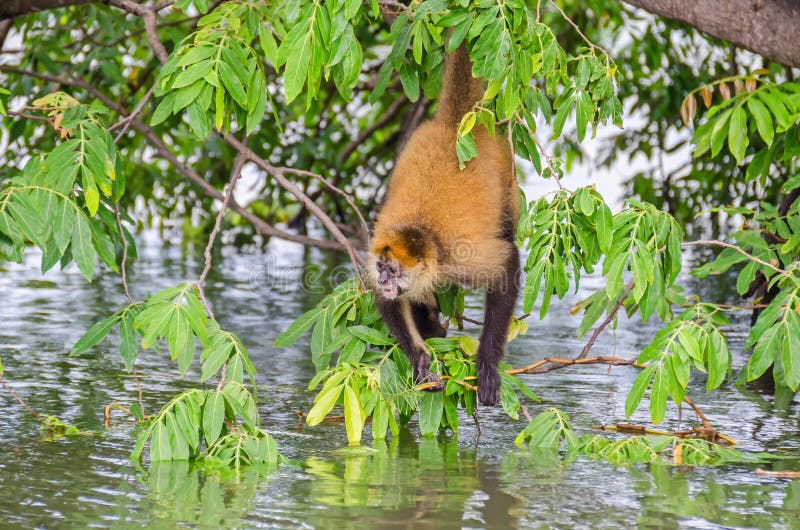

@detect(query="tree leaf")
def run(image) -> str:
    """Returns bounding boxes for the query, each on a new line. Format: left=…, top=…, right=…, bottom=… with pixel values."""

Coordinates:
left=418, top=391, right=443, bottom=437
left=71, top=214, right=96, bottom=281
left=343, top=383, right=364, bottom=445
left=69, top=312, right=119, bottom=356
left=728, top=106, right=749, bottom=164
left=203, top=390, right=226, bottom=446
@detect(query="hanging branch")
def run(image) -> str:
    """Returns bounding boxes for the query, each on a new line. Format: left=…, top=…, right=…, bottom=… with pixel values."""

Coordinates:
left=196, top=153, right=247, bottom=320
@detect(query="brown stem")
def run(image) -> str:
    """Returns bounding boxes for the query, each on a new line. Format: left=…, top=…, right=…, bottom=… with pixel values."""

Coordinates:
left=280, top=166, right=370, bottom=244
left=682, top=396, right=711, bottom=430
left=223, top=134, right=367, bottom=280
left=755, top=469, right=800, bottom=478
left=111, top=81, right=156, bottom=140
left=505, top=355, right=644, bottom=375
left=683, top=239, right=788, bottom=276
left=577, top=281, right=634, bottom=360
left=0, top=374, right=58, bottom=433
left=114, top=204, right=134, bottom=304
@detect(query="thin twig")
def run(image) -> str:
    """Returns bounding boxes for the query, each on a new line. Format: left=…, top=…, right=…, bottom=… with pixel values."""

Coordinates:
left=5, top=110, right=52, bottom=122
left=683, top=396, right=711, bottom=430
left=683, top=240, right=789, bottom=277
left=132, top=366, right=145, bottom=418
left=514, top=112, right=568, bottom=191
left=520, top=403, right=533, bottom=422
left=577, top=281, right=634, bottom=360
left=547, top=0, right=610, bottom=57
left=377, top=0, right=409, bottom=13
left=111, top=81, right=156, bottom=140
left=279, top=166, right=370, bottom=244
left=197, top=153, right=247, bottom=319
left=0, top=374, right=58, bottom=433
left=340, top=97, right=407, bottom=162
left=224, top=134, right=367, bottom=284
left=451, top=314, right=484, bottom=326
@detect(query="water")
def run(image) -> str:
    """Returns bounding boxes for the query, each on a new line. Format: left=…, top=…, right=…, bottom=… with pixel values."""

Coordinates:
left=1, top=239, right=799, bottom=529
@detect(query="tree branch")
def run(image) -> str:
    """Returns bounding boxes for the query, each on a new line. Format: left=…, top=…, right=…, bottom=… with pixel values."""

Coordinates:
left=224, top=134, right=368, bottom=278
left=0, top=0, right=94, bottom=19
left=506, top=355, right=644, bottom=375
left=623, top=0, right=800, bottom=68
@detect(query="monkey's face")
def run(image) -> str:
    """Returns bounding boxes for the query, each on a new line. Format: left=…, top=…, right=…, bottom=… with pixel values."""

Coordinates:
left=375, top=257, right=405, bottom=299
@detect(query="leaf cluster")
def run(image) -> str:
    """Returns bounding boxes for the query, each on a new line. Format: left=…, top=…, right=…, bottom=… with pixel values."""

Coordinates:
left=516, top=408, right=769, bottom=466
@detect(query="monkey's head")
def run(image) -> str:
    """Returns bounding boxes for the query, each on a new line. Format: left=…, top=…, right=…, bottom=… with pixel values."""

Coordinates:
left=369, top=226, right=437, bottom=300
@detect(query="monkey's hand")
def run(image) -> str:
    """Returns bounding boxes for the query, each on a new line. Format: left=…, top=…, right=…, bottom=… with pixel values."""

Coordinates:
left=413, top=354, right=444, bottom=392
left=477, top=366, right=500, bottom=406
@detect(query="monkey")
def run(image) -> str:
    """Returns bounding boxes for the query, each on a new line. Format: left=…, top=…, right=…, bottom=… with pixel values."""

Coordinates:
left=368, top=40, right=520, bottom=407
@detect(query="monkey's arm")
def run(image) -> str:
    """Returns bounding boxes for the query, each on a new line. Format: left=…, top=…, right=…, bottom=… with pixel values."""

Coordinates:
left=476, top=245, right=521, bottom=406
left=374, top=296, right=444, bottom=390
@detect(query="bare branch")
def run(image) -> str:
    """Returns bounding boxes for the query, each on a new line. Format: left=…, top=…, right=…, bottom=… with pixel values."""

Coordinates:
left=577, top=282, right=634, bottom=360
left=0, top=374, right=58, bottom=433
left=682, top=239, right=789, bottom=277
left=198, top=153, right=246, bottom=292
left=111, top=81, right=156, bottom=140
left=505, top=355, right=643, bottom=376
left=279, top=166, right=370, bottom=243
left=224, top=134, right=368, bottom=277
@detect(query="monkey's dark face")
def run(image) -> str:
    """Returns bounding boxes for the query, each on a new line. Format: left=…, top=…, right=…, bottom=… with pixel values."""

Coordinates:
left=375, top=257, right=404, bottom=300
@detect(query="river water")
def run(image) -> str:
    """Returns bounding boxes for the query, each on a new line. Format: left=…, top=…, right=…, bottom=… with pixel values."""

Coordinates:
left=0, top=237, right=798, bottom=529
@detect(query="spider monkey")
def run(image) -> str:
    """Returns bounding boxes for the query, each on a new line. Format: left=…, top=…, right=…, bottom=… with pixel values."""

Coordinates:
left=369, top=39, right=519, bottom=406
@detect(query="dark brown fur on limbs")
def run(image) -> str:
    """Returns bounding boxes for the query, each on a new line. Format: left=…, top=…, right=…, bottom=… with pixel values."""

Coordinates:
left=369, top=40, right=519, bottom=406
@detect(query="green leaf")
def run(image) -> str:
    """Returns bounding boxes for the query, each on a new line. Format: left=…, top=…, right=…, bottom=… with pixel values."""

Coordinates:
left=119, top=311, right=139, bottom=370
left=348, top=325, right=393, bottom=346
left=728, top=106, right=749, bottom=164
left=343, top=383, right=364, bottom=445
left=275, top=306, right=324, bottom=347
left=782, top=313, right=800, bottom=390
left=625, top=365, right=653, bottom=418
left=306, top=382, right=344, bottom=426
left=649, top=366, right=668, bottom=424
left=280, top=17, right=313, bottom=103
left=218, top=60, right=247, bottom=108
left=203, top=390, right=226, bottom=446
left=747, top=323, right=781, bottom=381
left=746, top=97, right=774, bottom=147
left=69, top=313, right=119, bottom=356
left=596, top=204, right=613, bottom=253
left=418, top=391, right=443, bottom=437
left=71, top=215, right=96, bottom=281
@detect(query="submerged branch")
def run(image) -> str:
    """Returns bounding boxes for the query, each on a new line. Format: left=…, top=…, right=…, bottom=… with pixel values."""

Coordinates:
left=0, top=374, right=58, bottom=433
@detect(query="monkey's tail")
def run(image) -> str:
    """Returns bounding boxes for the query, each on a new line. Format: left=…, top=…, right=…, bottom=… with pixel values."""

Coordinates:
left=434, top=41, right=484, bottom=128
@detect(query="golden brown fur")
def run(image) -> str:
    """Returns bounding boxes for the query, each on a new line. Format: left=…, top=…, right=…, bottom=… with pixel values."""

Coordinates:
left=370, top=45, right=518, bottom=300
left=368, top=41, right=520, bottom=406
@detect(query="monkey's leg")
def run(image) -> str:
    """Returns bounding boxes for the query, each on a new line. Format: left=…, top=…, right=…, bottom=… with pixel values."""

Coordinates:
left=411, top=300, right=447, bottom=340
left=375, top=296, right=444, bottom=391
left=476, top=244, right=520, bottom=406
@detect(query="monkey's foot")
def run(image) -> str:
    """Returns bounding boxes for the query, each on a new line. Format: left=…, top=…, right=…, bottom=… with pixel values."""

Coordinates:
left=415, top=371, right=444, bottom=392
